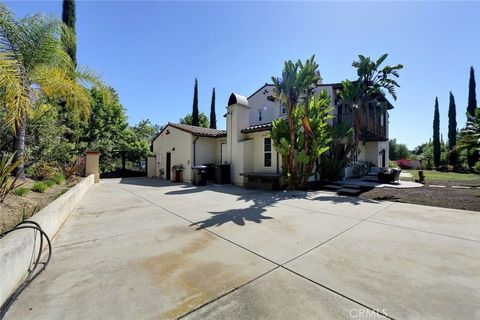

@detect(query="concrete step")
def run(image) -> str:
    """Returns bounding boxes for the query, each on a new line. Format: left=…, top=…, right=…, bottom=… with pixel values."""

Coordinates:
left=322, top=184, right=343, bottom=190
left=337, top=188, right=363, bottom=196
left=340, top=184, right=362, bottom=189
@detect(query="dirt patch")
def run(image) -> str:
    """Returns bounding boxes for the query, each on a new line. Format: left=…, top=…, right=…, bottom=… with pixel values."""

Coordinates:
left=0, top=178, right=80, bottom=233
left=362, top=184, right=480, bottom=212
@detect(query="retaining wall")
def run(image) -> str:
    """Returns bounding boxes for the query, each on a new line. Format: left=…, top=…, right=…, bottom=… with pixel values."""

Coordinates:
left=0, top=174, right=95, bottom=307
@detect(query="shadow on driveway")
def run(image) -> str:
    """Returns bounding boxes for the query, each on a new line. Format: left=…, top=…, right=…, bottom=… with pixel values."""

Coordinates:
left=119, top=178, right=383, bottom=229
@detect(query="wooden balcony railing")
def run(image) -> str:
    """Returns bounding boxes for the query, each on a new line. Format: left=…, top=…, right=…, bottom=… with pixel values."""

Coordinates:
left=333, top=113, right=387, bottom=141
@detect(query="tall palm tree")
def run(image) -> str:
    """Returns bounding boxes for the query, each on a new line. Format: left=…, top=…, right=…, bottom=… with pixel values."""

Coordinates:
left=0, top=4, right=104, bottom=178
left=339, top=54, right=403, bottom=159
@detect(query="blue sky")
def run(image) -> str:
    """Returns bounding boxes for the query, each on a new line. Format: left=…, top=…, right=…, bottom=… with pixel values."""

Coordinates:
left=7, top=1, right=480, bottom=149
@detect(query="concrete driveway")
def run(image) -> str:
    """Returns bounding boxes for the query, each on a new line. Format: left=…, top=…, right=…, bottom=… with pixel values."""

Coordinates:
left=5, top=178, right=480, bottom=320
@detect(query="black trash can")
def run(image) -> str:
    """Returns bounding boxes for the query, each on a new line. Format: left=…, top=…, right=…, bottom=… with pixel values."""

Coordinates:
left=214, top=164, right=231, bottom=184
left=192, top=166, right=207, bottom=186
left=204, top=163, right=215, bottom=181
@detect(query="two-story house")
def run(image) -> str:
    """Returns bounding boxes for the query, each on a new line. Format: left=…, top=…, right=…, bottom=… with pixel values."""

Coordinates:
left=149, top=80, right=391, bottom=185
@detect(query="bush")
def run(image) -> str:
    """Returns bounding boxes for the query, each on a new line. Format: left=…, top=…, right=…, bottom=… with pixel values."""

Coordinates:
left=436, top=165, right=449, bottom=172
left=13, top=187, right=30, bottom=196
left=29, top=161, right=58, bottom=181
left=32, top=182, right=48, bottom=193
left=474, top=161, right=480, bottom=173
left=51, top=173, right=65, bottom=184
left=44, top=180, right=55, bottom=187
left=396, top=159, right=411, bottom=169
left=389, top=160, right=399, bottom=168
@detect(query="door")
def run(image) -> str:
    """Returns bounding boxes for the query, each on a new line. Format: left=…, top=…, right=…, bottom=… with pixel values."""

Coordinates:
left=220, top=143, right=227, bottom=164
left=381, top=150, right=386, bottom=167
left=166, top=152, right=171, bottom=180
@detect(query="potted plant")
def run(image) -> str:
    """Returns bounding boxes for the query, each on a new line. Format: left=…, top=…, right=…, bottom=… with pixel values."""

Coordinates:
left=159, top=168, right=164, bottom=179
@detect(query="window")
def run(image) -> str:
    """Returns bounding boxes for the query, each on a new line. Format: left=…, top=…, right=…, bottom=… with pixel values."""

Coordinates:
left=264, top=137, right=272, bottom=167
left=281, top=104, right=286, bottom=115
left=258, top=110, right=263, bottom=122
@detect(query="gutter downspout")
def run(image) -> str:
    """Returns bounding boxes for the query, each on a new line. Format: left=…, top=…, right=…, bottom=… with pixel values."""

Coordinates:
left=193, top=136, right=199, bottom=166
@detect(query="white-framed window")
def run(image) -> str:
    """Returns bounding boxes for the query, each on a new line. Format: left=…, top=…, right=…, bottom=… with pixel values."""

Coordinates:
left=258, top=109, right=263, bottom=122
left=281, top=104, right=286, bottom=115
left=264, top=137, right=272, bottom=167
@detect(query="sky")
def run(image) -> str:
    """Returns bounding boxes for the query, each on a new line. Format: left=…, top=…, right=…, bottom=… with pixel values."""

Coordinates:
left=6, top=1, right=480, bottom=149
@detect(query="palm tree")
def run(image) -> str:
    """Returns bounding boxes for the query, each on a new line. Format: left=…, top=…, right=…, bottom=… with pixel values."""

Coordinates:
left=271, top=56, right=319, bottom=188
left=338, top=54, right=403, bottom=158
left=0, top=4, right=104, bottom=178
left=458, top=109, right=480, bottom=166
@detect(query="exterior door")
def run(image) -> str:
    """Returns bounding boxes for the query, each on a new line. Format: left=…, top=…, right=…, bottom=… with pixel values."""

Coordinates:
left=166, top=152, right=171, bottom=180
left=381, top=150, right=386, bottom=167
left=220, top=143, right=226, bottom=164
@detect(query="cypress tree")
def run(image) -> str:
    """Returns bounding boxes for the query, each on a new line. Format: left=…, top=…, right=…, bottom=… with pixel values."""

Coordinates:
left=62, top=0, right=77, bottom=66
left=433, top=97, right=441, bottom=167
left=209, top=88, right=216, bottom=129
left=467, top=66, right=479, bottom=167
left=467, top=66, right=477, bottom=117
left=191, top=78, right=199, bottom=126
left=448, top=92, right=458, bottom=165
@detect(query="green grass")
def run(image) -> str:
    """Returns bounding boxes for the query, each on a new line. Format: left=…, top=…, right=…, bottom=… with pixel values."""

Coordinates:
left=13, top=187, right=30, bottom=197
left=32, top=181, right=48, bottom=193
left=44, top=180, right=55, bottom=187
left=51, top=173, right=65, bottom=184
left=403, top=169, right=480, bottom=182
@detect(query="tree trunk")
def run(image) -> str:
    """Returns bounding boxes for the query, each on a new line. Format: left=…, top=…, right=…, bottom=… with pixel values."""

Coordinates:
left=13, top=112, right=27, bottom=179
left=287, top=106, right=296, bottom=190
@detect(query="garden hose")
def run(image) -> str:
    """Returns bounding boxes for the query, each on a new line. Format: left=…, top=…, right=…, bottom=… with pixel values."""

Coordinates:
left=0, top=221, right=52, bottom=319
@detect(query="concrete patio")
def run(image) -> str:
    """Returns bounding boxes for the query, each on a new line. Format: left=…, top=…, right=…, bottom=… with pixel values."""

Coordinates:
left=4, top=178, right=480, bottom=320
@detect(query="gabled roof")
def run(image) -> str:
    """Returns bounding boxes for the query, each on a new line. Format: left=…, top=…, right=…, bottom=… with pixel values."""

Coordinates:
left=248, top=82, right=394, bottom=110
left=152, top=123, right=226, bottom=142
left=240, top=122, right=273, bottom=134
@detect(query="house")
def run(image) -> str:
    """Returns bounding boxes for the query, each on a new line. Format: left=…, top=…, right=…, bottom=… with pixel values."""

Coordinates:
left=148, top=123, right=226, bottom=181
left=148, top=80, right=391, bottom=185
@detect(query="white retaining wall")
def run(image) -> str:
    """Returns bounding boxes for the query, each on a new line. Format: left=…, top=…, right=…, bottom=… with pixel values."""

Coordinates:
left=0, top=174, right=95, bottom=307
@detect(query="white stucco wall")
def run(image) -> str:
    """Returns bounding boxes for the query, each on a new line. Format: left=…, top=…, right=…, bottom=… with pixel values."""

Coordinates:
left=247, top=85, right=276, bottom=126
left=193, top=136, right=218, bottom=166
left=245, top=132, right=280, bottom=174
left=152, top=126, right=193, bottom=182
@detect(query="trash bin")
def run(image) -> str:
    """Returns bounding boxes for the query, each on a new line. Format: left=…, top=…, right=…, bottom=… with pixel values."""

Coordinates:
left=204, top=164, right=215, bottom=181
left=192, top=165, right=207, bottom=186
left=171, top=166, right=183, bottom=182
left=214, top=164, right=231, bottom=184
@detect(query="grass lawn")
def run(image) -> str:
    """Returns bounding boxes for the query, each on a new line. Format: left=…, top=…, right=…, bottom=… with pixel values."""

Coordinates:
left=362, top=170, right=480, bottom=211
left=402, top=169, right=480, bottom=184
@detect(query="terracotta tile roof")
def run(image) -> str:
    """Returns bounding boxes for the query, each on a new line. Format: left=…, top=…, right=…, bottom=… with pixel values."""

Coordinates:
left=167, top=123, right=227, bottom=137
left=241, top=122, right=272, bottom=134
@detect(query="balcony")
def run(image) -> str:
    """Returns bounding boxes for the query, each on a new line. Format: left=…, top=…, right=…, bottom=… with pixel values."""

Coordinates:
left=333, top=113, right=387, bottom=142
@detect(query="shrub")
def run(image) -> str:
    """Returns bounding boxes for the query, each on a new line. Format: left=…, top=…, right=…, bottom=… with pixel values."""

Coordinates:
left=396, top=159, right=411, bottom=169
left=29, top=161, right=58, bottom=181
left=13, top=187, right=30, bottom=197
left=474, top=161, right=480, bottom=173
left=52, top=173, right=65, bottom=184
left=32, top=182, right=48, bottom=193
left=44, top=180, right=55, bottom=187
left=389, top=160, right=399, bottom=168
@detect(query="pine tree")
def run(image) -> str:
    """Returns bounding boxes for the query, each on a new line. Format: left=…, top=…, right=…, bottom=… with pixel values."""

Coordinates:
left=433, top=97, right=441, bottom=167
left=448, top=92, right=458, bottom=165
left=209, top=88, right=216, bottom=129
left=191, top=78, right=199, bottom=126
left=62, top=0, right=77, bottom=66
left=467, top=66, right=477, bottom=117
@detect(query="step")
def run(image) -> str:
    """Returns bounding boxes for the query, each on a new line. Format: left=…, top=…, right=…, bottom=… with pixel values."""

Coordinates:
left=322, top=184, right=343, bottom=190
left=340, top=184, right=362, bottom=189
left=337, top=188, right=363, bottom=196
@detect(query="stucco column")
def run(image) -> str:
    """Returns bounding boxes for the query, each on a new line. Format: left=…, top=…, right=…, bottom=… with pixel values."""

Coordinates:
left=85, top=151, right=100, bottom=183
